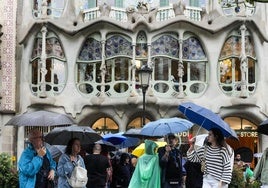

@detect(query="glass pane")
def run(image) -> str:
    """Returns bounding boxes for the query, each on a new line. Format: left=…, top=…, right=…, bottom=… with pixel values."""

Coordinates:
left=171, top=60, right=179, bottom=82
left=182, top=62, right=188, bottom=82
left=92, top=118, right=119, bottom=134
left=154, top=58, right=169, bottom=81
left=115, top=0, right=123, bottom=7
left=45, top=59, right=52, bottom=82
left=88, top=0, right=96, bottom=8
left=235, top=58, right=241, bottom=82
left=53, top=59, right=65, bottom=84
left=248, top=59, right=255, bottom=84
left=190, top=62, right=206, bottom=81
left=96, top=62, right=102, bottom=83
left=190, top=83, right=205, bottom=93
left=220, top=59, right=232, bottom=83
left=32, top=60, right=38, bottom=84
left=128, top=117, right=150, bottom=129
left=160, top=0, right=169, bottom=7
left=115, top=58, right=129, bottom=81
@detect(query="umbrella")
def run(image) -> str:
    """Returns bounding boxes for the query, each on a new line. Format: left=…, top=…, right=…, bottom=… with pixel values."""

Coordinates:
left=140, top=117, right=194, bottom=137
left=257, top=119, right=268, bottom=135
left=5, top=110, right=74, bottom=126
left=123, top=128, right=143, bottom=138
left=82, top=140, right=116, bottom=154
left=44, top=125, right=102, bottom=145
left=123, top=128, right=162, bottom=139
left=132, top=141, right=167, bottom=157
left=102, top=132, right=127, bottom=145
left=194, top=134, right=208, bottom=147
left=45, top=143, right=66, bottom=159
left=253, top=153, right=263, bottom=158
left=178, top=102, right=238, bottom=139
left=116, top=136, right=140, bottom=149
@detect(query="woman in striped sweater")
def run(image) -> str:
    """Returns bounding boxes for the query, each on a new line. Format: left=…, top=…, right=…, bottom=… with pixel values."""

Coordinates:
left=187, top=128, right=232, bottom=188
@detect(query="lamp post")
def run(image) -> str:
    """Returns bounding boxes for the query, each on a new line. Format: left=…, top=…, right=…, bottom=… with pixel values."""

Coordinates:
left=137, top=65, right=152, bottom=126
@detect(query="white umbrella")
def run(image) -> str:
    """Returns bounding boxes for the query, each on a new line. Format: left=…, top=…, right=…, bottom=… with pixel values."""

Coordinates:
left=254, top=153, right=263, bottom=158
left=194, top=134, right=208, bottom=147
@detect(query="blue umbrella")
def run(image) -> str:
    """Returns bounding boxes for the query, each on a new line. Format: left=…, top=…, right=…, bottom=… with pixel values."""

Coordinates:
left=102, top=132, right=127, bottom=145
left=178, top=102, right=238, bottom=139
left=116, top=136, right=140, bottom=149
left=140, top=117, right=194, bottom=137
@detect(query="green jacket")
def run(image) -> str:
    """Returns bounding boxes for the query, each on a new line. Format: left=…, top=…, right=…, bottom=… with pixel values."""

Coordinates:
left=253, top=147, right=268, bottom=184
left=129, top=140, right=161, bottom=188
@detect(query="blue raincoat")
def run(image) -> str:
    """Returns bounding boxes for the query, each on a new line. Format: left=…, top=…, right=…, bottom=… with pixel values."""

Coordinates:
left=18, top=144, right=56, bottom=188
left=128, top=140, right=161, bottom=188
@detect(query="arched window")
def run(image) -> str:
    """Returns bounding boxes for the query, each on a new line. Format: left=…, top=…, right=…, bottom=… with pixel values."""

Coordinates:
left=76, top=33, right=102, bottom=95
left=127, top=117, right=151, bottom=129
left=182, top=34, right=207, bottom=96
left=151, top=32, right=207, bottom=97
left=30, top=30, right=66, bottom=97
left=92, top=117, right=119, bottom=135
left=151, top=33, right=179, bottom=94
left=105, top=34, right=132, bottom=95
left=218, top=28, right=256, bottom=97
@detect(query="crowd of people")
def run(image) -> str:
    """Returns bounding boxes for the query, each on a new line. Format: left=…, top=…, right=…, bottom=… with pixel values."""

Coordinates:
left=18, top=128, right=268, bottom=188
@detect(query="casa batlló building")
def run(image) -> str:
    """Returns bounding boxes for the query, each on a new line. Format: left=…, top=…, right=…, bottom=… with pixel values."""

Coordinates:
left=0, top=0, right=268, bottom=166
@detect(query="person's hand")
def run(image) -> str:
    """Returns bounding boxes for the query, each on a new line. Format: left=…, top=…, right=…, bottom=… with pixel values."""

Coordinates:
left=70, top=155, right=76, bottom=162
left=189, top=137, right=196, bottom=145
left=47, top=170, right=55, bottom=180
left=37, top=147, right=46, bottom=157
left=165, top=145, right=172, bottom=152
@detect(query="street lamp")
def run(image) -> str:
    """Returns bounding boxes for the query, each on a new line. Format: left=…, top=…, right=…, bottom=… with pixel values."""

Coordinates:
left=137, top=65, right=152, bottom=126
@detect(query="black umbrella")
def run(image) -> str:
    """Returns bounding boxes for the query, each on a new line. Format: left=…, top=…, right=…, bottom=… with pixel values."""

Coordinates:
left=5, top=110, right=74, bottom=126
left=44, top=125, right=102, bottom=145
left=257, top=119, right=268, bottom=135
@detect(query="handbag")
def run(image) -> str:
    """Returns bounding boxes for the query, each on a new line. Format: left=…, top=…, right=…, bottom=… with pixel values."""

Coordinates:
left=67, top=165, right=88, bottom=188
left=200, top=146, right=207, bottom=173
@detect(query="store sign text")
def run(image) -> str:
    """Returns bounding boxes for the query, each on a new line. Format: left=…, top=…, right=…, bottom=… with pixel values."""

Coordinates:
left=239, top=131, right=258, bottom=137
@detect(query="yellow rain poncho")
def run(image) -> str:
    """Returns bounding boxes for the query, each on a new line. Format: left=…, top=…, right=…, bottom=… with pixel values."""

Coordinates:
left=128, top=140, right=161, bottom=188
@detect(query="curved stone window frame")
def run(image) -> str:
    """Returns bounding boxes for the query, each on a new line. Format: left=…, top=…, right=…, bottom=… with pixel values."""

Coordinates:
left=151, top=32, right=208, bottom=98
left=30, top=30, right=67, bottom=97
left=219, top=0, right=256, bottom=17
left=76, top=33, right=102, bottom=96
left=32, top=0, right=66, bottom=18
left=218, top=28, right=256, bottom=97
left=105, top=34, right=132, bottom=96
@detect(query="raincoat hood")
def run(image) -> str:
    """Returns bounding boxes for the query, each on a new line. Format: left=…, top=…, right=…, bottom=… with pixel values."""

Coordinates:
left=144, top=140, right=158, bottom=155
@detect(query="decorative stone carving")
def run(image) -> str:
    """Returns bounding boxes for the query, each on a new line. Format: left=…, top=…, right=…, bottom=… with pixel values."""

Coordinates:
left=173, top=1, right=185, bottom=16
left=126, top=4, right=158, bottom=24
left=99, top=3, right=111, bottom=17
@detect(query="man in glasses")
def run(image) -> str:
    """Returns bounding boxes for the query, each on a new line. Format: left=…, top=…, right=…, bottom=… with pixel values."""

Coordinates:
left=18, top=128, right=56, bottom=188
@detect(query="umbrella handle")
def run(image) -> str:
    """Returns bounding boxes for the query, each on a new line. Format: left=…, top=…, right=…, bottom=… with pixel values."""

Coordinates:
left=196, top=119, right=206, bottom=135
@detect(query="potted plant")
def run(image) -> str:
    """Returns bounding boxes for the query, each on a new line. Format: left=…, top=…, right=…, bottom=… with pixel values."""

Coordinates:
left=0, top=153, right=18, bottom=188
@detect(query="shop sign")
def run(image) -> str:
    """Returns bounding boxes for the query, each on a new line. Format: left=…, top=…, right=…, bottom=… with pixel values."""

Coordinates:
left=237, top=131, right=258, bottom=137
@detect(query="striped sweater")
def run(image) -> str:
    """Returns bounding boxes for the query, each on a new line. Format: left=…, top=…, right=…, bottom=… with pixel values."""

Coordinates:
left=187, top=146, right=232, bottom=184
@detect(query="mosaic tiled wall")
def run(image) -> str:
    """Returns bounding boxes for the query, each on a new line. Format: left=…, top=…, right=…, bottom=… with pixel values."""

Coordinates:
left=0, top=0, right=16, bottom=112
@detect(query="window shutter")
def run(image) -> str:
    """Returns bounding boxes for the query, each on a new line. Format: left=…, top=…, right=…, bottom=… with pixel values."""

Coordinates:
left=88, top=0, right=97, bottom=8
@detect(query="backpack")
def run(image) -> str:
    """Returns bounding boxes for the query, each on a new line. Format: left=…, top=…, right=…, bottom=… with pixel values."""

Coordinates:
left=67, top=165, right=88, bottom=188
